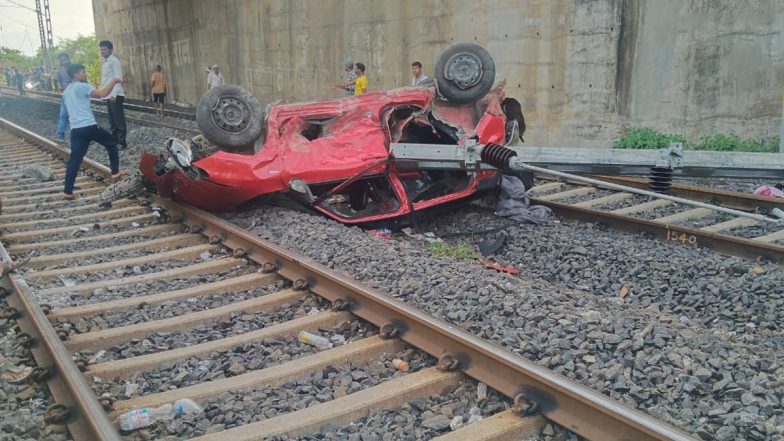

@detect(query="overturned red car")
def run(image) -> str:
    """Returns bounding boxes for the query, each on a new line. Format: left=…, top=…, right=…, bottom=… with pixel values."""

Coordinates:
left=139, top=43, right=527, bottom=225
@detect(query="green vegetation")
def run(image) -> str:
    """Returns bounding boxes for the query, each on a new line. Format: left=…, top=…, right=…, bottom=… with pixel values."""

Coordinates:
left=0, top=47, right=32, bottom=69
left=691, top=133, right=779, bottom=153
left=48, top=35, right=101, bottom=86
left=613, top=127, right=687, bottom=150
left=425, top=241, right=480, bottom=261
left=2, top=34, right=100, bottom=86
left=614, top=127, right=780, bottom=153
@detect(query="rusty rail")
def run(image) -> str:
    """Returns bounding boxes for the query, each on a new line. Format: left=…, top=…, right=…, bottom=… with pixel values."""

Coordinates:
left=158, top=198, right=695, bottom=441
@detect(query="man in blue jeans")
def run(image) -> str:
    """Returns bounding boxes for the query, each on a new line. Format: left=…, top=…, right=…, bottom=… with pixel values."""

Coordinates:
left=55, top=53, right=71, bottom=141
left=62, top=63, right=127, bottom=200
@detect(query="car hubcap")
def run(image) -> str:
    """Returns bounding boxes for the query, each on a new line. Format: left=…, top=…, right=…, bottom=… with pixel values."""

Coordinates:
left=444, top=52, right=483, bottom=89
left=211, top=97, right=250, bottom=133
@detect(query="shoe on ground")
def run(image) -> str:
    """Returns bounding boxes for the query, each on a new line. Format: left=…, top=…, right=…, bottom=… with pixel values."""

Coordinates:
left=53, top=135, right=66, bottom=143
left=111, top=170, right=129, bottom=181
left=63, top=193, right=77, bottom=200
left=0, top=366, right=33, bottom=384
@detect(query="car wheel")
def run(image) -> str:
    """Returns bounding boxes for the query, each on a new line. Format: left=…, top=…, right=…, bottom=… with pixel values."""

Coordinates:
left=196, top=84, right=264, bottom=152
left=434, top=43, right=495, bottom=104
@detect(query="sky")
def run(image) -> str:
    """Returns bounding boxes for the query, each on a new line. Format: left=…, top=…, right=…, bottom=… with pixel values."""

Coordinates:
left=0, top=0, right=95, bottom=55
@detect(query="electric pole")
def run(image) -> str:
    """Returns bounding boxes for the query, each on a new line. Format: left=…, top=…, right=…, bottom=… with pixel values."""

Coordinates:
left=32, top=0, right=54, bottom=74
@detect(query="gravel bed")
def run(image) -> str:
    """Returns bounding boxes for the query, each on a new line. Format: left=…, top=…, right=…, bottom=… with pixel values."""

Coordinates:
left=92, top=319, right=377, bottom=399
left=75, top=280, right=291, bottom=331
left=80, top=293, right=326, bottom=363
left=2, top=205, right=145, bottom=234
left=677, top=177, right=774, bottom=194
left=15, top=216, right=163, bottom=246
left=731, top=225, right=784, bottom=243
left=556, top=188, right=615, bottom=205
left=31, top=254, right=206, bottom=291
left=9, top=226, right=183, bottom=264
left=270, top=380, right=522, bottom=441
left=123, top=349, right=434, bottom=440
left=224, top=203, right=784, bottom=440
left=0, top=303, right=72, bottom=441
left=41, top=262, right=256, bottom=309
left=29, top=238, right=201, bottom=271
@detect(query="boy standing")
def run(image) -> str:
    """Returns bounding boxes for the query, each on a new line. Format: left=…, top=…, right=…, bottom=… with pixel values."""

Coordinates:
left=55, top=53, right=71, bottom=140
left=62, top=63, right=127, bottom=200
left=99, top=40, right=127, bottom=149
left=150, top=65, right=166, bottom=117
left=411, top=61, right=429, bottom=86
left=353, top=63, right=367, bottom=95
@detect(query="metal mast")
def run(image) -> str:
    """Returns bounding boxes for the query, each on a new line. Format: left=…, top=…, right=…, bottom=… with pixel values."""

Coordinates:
left=32, top=0, right=53, bottom=74
left=43, top=0, right=54, bottom=58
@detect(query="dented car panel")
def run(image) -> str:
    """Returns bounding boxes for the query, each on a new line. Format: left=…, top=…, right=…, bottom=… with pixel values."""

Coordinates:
left=140, top=83, right=513, bottom=222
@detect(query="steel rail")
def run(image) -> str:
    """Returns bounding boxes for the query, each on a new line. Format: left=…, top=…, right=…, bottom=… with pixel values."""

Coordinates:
left=0, top=86, right=196, bottom=119
left=515, top=162, right=783, bottom=225
left=526, top=173, right=784, bottom=264
left=0, top=115, right=696, bottom=440
left=529, top=198, right=784, bottom=264
left=0, top=256, right=122, bottom=441
left=155, top=198, right=696, bottom=441
left=585, top=175, right=784, bottom=213
left=0, top=88, right=200, bottom=135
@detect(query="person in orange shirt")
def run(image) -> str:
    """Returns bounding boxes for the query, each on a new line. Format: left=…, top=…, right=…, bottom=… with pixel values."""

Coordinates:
left=150, top=65, right=167, bottom=117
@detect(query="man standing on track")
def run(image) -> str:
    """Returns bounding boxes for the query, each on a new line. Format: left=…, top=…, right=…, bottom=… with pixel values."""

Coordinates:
left=55, top=53, right=72, bottom=141
left=62, top=63, right=127, bottom=200
left=150, top=65, right=167, bottom=117
left=99, top=40, right=128, bottom=149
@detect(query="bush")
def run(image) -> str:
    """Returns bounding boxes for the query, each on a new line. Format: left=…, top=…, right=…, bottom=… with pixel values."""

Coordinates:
left=614, top=127, right=780, bottom=153
left=613, top=127, right=687, bottom=150
left=692, top=133, right=765, bottom=152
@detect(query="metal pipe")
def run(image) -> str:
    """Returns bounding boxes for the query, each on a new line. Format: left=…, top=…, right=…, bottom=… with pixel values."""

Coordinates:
left=510, top=159, right=784, bottom=225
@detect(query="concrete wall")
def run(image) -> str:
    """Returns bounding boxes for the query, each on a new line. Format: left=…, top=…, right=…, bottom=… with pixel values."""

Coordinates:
left=92, top=0, right=784, bottom=147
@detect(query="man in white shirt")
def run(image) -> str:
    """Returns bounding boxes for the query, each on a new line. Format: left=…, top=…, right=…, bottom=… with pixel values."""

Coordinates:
left=99, top=40, right=128, bottom=149
left=207, top=65, right=224, bottom=89
left=411, top=61, right=430, bottom=86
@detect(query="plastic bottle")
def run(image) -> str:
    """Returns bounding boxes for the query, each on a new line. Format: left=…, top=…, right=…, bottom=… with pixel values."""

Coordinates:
left=298, top=331, right=333, bottom=349
left=117, top=399, right=203, bottom=431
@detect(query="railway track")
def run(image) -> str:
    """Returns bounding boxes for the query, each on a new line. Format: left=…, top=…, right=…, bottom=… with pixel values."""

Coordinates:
left=0, top=119, right=696, bottom=440
left=0, top=86, right=199, bottom=135
left=0, top=86, right=196, bottom=120
left=526, top=173, right=784, bottom=264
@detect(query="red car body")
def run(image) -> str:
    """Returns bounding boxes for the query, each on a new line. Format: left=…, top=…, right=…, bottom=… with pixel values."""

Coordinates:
left=140, top=84, right=513, bottom=224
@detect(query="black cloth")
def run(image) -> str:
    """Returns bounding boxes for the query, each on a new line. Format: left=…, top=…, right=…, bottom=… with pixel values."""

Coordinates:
left=106, top=96, right=127, bottom=147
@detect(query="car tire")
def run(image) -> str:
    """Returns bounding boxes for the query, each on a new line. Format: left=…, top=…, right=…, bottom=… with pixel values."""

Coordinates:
left=196, top=84, right=264, bottom=152
left=434, top=43, right=495, bottom=104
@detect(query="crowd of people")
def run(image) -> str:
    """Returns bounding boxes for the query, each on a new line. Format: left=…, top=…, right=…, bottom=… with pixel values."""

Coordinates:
left=3, top=66, right=54, bottom=95
left=334, top=59, right=430, bottom=96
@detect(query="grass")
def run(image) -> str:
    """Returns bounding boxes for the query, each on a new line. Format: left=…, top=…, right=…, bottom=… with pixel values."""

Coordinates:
left=614, top=127, right=780, bottom=153
left=425, top=241, right=480, bottom=261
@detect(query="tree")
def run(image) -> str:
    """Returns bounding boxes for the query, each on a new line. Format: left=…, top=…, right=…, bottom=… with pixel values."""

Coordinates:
left=0, top=47, right=33, bottom=70
left=39, top=34, right=101, bottom=85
